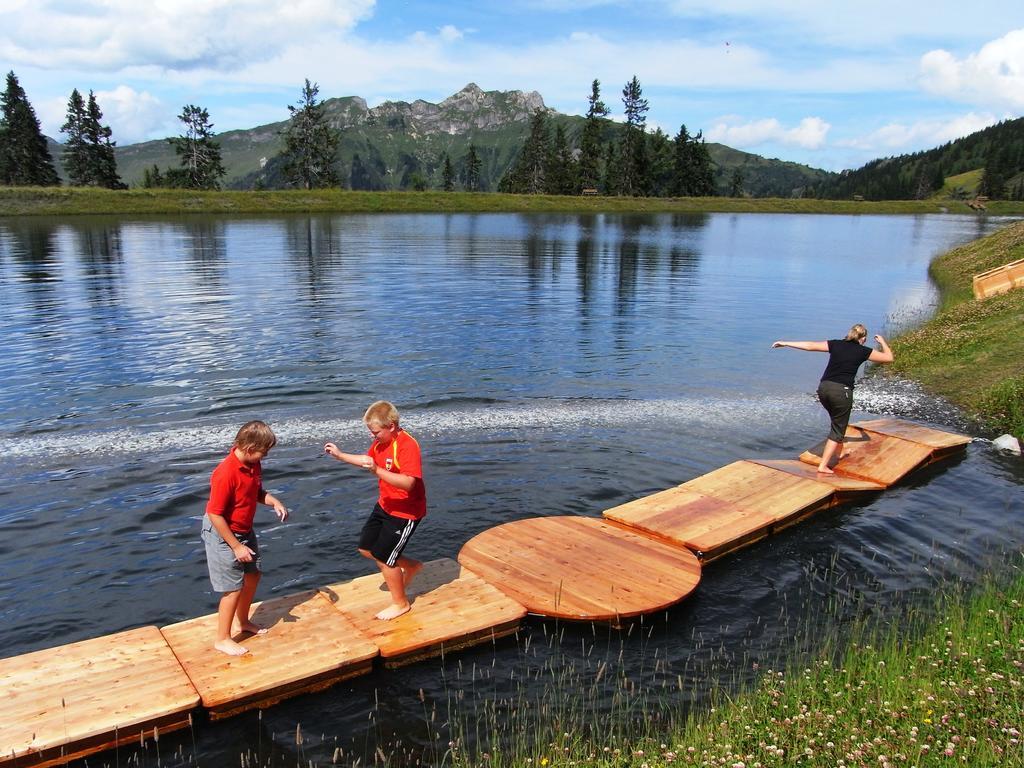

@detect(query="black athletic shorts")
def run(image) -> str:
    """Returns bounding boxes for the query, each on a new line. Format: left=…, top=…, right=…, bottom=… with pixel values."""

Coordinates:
left=358, top=503, right=420, bottom=567
left=817, top=380, right=854, bottom=442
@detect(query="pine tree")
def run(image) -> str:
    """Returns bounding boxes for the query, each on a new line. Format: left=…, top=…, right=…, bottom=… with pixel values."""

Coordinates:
left=442, top=152, right=455, bottom=191
left=281, top=79, right=339, bottom=189
left=578, top=79, right=608, bottom=192
left=168, top=104, right=225, bottom=189
left=729, top=167, right=744, bottom=197
left=690, top=130, right=715, bottom=196
left=83, top=91, right=121, bottom=188
left=142, top=164, right=164, bottom=188
left=618, top=76, right=649, bottom=196
left=61, top=88, right=89, bottom=185
left=0, top=71, right=60, bottom=186
left=646, top=128, right=673, bottom=196
left=544, top=123, right=575, bottom=195
left=464, top=144, right=482, bottom=192
left=502, top=108, right=550, bottom=193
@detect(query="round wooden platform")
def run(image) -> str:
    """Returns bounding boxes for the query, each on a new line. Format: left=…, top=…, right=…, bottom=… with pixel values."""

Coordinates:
left=457, top=516, right=702, bottom=622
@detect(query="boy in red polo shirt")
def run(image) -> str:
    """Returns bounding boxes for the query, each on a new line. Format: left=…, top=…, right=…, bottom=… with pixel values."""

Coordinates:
left=324, top=401, right=426, bottom=621
left=202, top=420, right=289, bottom=656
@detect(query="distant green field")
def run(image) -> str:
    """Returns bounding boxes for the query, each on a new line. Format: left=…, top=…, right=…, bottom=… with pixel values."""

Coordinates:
left=6, top=186, right=1024, bottom=217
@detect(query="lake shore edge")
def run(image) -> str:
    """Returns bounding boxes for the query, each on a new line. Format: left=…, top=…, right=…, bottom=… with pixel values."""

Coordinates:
left=890, top=218, right=1024, bottom=439
left=6, top=186, right=1024, bottom=217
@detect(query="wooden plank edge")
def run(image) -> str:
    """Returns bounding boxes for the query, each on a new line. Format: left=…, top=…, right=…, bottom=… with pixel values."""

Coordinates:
left=381, top=620, right=522, bottom=668
left=2, top=710, right=194, bottom=768
left=206, top=658, right=375, bottom=721
left=771, top=495, right=840, bottom=533
left=689, top=524, right=772, bottom=564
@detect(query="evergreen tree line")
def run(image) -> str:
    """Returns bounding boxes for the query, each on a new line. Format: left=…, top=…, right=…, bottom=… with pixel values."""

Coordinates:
left=499, top=76, right=716, bottom=197
left=815, top=117, right=1024, bottom=201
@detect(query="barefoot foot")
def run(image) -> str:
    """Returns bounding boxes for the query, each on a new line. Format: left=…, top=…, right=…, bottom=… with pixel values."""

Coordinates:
left=402, top=561, right=423, bottom=589
left=375, top=603, right=411, bottom=621
left=214, top=639, right=249, bottom=656
left=816, top=466, right=835, bottom=475
left=236, top=621, right=269, bottom=636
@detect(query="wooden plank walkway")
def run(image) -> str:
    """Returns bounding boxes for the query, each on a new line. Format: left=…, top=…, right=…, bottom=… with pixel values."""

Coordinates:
left=458, top=516, right=701, bottom=622
left=799, top=425, right=934, bottom=486
left=602, top=460, right=839, bottom=561
left=0, top=417, right=971, bottom=767
left=605, top=420, right=969, bottom=564
left=160, top=590, right=377, bottom=720
left=321, top=558, right=527, bottom=667
left=0, top=626, right=199, bottom=768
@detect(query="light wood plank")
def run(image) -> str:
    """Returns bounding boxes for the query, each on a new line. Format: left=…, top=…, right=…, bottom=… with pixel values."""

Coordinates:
left=320, top=558, right=526, bottom=666
left=458, top=517, right=701, bottom=622
left=799, top=425, right=934, bottom=486
left=160, top=591, right=377, bottom=719
left=852, top=419, right=971, bottom=451
left=0, top=626, right=199, bottom=768
left=604, top=461, right=836, bottom=559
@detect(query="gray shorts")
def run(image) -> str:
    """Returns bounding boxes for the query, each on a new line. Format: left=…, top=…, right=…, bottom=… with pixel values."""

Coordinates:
left=202, top=517, right=261, bottom=593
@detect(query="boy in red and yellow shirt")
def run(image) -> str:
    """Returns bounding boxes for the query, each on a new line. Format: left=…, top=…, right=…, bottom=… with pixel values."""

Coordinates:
left=203, top=420, right=289, bottom=655
left=324, top=401, right=425, bottom=620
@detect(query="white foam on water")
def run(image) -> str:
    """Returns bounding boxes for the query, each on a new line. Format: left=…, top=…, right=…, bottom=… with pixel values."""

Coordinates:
left=3, top=394, right=813, bottom=462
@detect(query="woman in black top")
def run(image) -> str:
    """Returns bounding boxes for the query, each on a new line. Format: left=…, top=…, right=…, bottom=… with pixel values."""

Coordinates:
left=772, top=323, right=894, bottom=474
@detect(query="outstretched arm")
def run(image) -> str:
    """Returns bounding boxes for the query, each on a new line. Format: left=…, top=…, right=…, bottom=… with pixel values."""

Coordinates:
left=324, top=442, right=377, bottom=472
left=771, top=340, right=829, bottom=352
left=868, top=334, right=894, bottom=363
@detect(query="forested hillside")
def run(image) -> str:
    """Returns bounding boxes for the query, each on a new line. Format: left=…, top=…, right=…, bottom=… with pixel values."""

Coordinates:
left=814, top=117, right=1024, bottom=201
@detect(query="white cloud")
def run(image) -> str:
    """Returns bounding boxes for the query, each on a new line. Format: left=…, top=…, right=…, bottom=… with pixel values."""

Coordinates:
left=0, top=0, right=376, bottom=71
left=438, top=25, right=464, bottom=43
left=919, top=29, right=1024, bottom=110
left=839, top=112, right=1001, bottom=152
left=706, top=116, right=830, bottom=149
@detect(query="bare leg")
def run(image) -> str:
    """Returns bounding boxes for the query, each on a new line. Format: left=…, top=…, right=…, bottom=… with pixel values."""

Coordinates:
left=398, top=556, right=423, bottom=589
left=234, top=571, right=267, bottom=635
left=214, top=589, right=248, bottom=656
left=375, top=561, right=412, bottom=620
left=818, top=439, right=841, bottom=474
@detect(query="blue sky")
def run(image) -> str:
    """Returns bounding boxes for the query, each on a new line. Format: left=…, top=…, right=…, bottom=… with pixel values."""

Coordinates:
left=2, top=0, right=1023, bottom=171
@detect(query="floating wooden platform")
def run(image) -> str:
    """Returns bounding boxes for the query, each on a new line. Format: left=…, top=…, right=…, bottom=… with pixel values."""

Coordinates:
left=973, top=257, right=1024, bottom=299
left=160, top=590, right=377, bottom=720
left=458, top=516, right=701, bottom=622
left=602, top=460, right=840, bottom=561
left=0, top=417, right=973, bottom=768
left=0, top=626, right=199, bottom=768
left=799, top=425, right=935, bottom=486
left=321, top=558, right=527, bottom=667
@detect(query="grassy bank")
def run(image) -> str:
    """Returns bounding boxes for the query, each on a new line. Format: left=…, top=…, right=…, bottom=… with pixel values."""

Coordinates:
left=443, top=567, right=1024, bottom=768
left=889, top=219, right=1024, bottom=439
left=5, top=186, right=1024, bottom=217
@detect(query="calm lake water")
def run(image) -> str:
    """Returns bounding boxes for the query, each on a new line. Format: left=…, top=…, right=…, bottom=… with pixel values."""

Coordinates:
left=1, top=212, right=1021, bottom=764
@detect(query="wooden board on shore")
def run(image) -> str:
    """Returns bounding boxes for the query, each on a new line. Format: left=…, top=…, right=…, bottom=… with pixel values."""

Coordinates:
left=321, top=558, right=527, bottom=667
left=972, top=257, right=1024, bottom=299
left=160, top=590, right=377, bottom=720
left=0, top=626, right=199, bottom=768
left=603, top=460, right=837, bottom=561
left=458, top=517, right=701, bottom=622
left=799, top=425, right=934, bottom=486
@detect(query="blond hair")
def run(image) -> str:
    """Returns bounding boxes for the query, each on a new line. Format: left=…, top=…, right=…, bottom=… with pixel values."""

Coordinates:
left=845, top=323, right=868, bottom=342
left=363, top=400, right=400, bottom=429
left=234, top=420, right=277, bottom=452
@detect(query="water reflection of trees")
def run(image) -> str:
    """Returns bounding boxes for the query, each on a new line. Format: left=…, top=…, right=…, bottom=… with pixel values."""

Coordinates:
left=284, top=215, right=344, bottom=306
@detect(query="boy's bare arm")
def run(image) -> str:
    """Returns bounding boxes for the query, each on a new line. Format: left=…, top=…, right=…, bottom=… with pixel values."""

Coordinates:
left=324, top=442, right=377, bottom=471
left=207, top=513, right=255, bottom=562
left=370, top=465, right=419, bottom=492
left=262, top=491, right=289, bottom=521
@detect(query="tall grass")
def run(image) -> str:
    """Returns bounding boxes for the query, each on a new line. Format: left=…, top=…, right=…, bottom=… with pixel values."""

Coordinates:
left=442, top=561, right=1024, bottom=768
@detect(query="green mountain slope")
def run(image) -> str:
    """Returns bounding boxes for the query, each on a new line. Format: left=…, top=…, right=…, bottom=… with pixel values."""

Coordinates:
left=57, top=83, right=830, bottom=197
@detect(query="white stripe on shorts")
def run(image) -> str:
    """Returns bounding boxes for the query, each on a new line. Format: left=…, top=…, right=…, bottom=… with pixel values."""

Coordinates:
left=385, top=518, right=417, bottom=566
